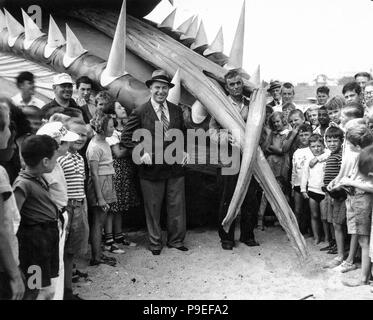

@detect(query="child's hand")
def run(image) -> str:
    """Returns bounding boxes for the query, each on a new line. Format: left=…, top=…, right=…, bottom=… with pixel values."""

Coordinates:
left=98, top=199, right=110, bottom=212
left=302, top=192, right=309, bottom=199
left=309, top=157, right=318, bottom=168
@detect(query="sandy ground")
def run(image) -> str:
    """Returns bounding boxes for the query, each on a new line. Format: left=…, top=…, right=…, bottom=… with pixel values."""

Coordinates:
left=73, top=225, right=373, bottom=300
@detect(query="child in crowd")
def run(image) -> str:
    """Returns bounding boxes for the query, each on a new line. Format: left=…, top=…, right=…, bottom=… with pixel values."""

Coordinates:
left=307, top=105, right=320, bottom=131
left=36, top=121, right=79, bottom=300
left=263, top=111, right=291, bottom=197
left=322, top=127, right=345, bottom=265
left=0, top=103, right=24, bottom=300
left=340, top=102, right=365, bottom=131
left=283, top=109, right=306, bottom=157
left=86, top=110, right=117, bottom=266
left=328, top=121, right=373, bottom=273
left=337, top=125, right=373, bottom=286
left=58, top=118, right=89, bottom=300
left=314, top=106, right=329, bottom=136
left=104, top=102, right=139, bottom=249
left=13, top=135, right=60, bottom=299
left=325, top=96, right=345, bottom=126
left=357, top=145, right=373, bottom=291
left=291, top=123, right=313, bottom=234
left=301, top=134, right=330, bottom=244
left=282, top=102, right=296, bottom=129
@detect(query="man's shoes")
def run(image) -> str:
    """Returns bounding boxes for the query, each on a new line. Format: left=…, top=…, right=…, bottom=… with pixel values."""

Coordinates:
left=64, top=290, right=84, bottom=300
left=151, top=249, right=161, bottom=255
left=241, top=239, right=260, bottom=247
left=167, top=245, right=189, bottom=251
left=221, top=243, right=233, bottom=250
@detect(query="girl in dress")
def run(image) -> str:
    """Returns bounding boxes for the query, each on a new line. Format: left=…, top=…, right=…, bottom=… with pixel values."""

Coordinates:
left=104, top=102, right=140, bottom=248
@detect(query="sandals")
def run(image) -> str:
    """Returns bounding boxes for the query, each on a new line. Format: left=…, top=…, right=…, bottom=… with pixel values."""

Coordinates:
left=340, top=261, right=357, bottom=273
left=323, top=256, right=343, bottom=269
left=120, top=239, right=137, bottom=247
left=104, top=243, right=125, bottom=254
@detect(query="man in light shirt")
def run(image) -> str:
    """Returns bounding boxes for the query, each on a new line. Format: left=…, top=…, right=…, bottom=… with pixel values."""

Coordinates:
left=12, top=71, right=44, bottom=109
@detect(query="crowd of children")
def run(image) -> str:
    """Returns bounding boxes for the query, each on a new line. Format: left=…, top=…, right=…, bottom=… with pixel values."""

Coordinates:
left=3, top=69, right=373, bottom=299
left=262, top=80, right=373, bottom=288
left=0, top=73, right=140, bottom=300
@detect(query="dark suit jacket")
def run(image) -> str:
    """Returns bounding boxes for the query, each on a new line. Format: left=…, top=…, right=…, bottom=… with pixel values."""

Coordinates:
left=120, top=99, right=186, bottom=181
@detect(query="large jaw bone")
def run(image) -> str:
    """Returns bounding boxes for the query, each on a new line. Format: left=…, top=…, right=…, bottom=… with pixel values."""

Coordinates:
left=222, top=87, right=266, bottom=231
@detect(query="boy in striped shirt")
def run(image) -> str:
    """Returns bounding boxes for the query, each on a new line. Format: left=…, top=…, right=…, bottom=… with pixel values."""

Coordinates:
left=323, top=126, right=345, bottom=268
left=58, top=118, right=89, bottom=300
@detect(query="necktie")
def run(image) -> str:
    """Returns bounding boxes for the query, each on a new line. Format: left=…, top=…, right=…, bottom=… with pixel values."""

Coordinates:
left=160, top=103, right=169, bottom=135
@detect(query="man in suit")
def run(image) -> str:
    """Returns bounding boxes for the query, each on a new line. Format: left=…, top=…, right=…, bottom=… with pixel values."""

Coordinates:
left=266, top=80, right=282, bottom=112
left=209, top=69, right=259, bottom=250
left=120, top=70, right=189, bottom=255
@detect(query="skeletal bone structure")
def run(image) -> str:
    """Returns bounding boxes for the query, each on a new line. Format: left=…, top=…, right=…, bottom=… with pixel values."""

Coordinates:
left=0, top=0, right=308, bottom=258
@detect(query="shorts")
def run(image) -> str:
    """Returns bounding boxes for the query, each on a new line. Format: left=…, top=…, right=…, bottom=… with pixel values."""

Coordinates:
left=293, top=186, right=301, bottom=193
left=87, top=174, right=117, bottom=207
left=308, top=191, right=325, bottom=203
left=65, top=199, right=89, bottom=256
left=345, top=194, right=373, bottom=236
left=324, top=194, right=333, bottom=223
left=17, top=221, right=59, bottom=288
left=332, top=198, right=346, bottom=225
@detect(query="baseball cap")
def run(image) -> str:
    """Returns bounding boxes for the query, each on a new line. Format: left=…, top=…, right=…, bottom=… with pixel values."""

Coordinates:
left=53, top=73, right=74, bottom=86
left=36, top=121, right=79, bottom=142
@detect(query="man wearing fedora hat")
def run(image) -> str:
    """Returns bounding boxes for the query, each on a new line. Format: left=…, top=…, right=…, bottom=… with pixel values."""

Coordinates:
left=121, top=70, right=189, bottom=255
left=266, top=80, right=282, bottom=112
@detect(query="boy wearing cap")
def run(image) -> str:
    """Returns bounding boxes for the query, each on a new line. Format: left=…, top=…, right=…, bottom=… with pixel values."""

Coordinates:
left=36, top=121, right=80, bottom=300
left=57, top=118, right=89, bottom=300
left=41, top=73, right=90, bottom=123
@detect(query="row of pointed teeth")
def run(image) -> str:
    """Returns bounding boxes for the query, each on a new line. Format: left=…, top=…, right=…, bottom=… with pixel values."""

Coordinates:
left=0, top=2, right=128, bottom=87
left=150, top=0, right=246, bottom=70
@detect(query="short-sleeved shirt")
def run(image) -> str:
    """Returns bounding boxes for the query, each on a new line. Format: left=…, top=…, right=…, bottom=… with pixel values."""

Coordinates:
left=58, top=151, right=86, bottom=199
left=0, top=166, right=20, bottom=271
left=11, top=93, right=45, bottom=109
left=13, top=170, right=59, bottom=225
left=86, top=137, right=115, bottom=176
left=323, top=150, right=342, bottom=186
left=43, top=162, right=68, bottom=210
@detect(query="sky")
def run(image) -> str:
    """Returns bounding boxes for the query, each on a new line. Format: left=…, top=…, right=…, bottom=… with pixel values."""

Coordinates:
left=145, top=0, right=373, bottom=84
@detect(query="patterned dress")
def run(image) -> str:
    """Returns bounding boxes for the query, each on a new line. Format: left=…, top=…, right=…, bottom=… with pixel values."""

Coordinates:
left=106, top=129, right=140, bottom=213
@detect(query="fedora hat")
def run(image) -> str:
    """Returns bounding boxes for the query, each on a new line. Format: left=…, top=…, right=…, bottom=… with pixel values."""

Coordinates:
left=145, top=70, right=175, bottom=88
left=267, top=80, right=281, bottom=92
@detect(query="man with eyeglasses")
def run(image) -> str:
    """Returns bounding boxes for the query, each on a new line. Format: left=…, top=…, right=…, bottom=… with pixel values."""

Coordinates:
left=364, top=80, right=373, bottom=117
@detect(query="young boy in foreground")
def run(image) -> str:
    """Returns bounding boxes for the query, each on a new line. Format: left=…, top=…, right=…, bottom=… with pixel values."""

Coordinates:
left=13, top=135, right=60, bottom=299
